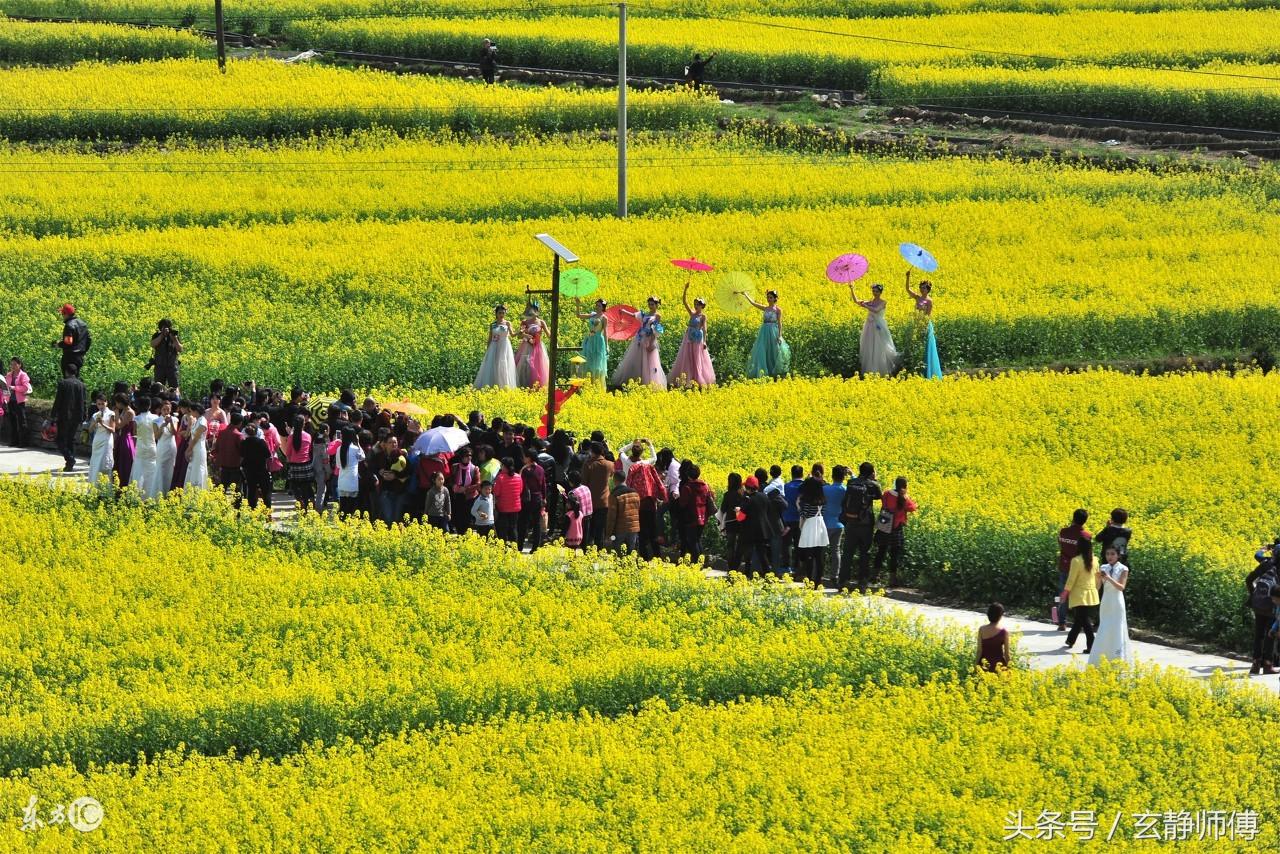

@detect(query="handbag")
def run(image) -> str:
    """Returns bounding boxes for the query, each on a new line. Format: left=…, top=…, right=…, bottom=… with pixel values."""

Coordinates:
left=798, top=514, right=830, bottom=549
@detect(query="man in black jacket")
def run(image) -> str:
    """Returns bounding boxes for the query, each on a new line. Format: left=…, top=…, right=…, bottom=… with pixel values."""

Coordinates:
left=737, top=476, right=779, bottom=580
left=1245, top=545, right=1280, bottom=675
left=51, top=364, right=86, bottom=472
left=149, top=318, right=183, bottom=390
left=479, top=38, right=498, bottom=84
left=240, top=422, right=273, bottom=511
left=840, top=461, right=882, bottom=592
left=53, top=304, right=91, bottom=378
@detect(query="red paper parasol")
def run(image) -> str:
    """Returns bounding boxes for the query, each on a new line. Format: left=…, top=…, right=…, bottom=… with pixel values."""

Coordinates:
left=670, top=258, right=715, bottom=273
left=604, top=304, right=641, bottom=340
left=826, top=253, right=869, bottom=283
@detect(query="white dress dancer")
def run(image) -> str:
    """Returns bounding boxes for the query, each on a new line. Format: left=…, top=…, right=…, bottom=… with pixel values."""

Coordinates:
left=852, top=283, right=899, bottom=377
left=185, top=415, right=209, bottom=491
left=134, top=410, right=159, bottom=499
left=474, top=312, right=518, bottom=390
left=87, top=405, right=115, bottom=490
left=155, top=411, right=178, bottom=495
left=1088, top=561, right=1132, bottom=666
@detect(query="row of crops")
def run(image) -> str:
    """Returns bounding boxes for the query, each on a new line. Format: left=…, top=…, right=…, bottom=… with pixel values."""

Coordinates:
left=4, top=10, right=1279, bottom=128
left=0, top=481, right=1274, bottom=849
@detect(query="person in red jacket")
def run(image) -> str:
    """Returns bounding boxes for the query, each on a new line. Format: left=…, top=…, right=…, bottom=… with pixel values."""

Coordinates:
left=874, top=476, right=918, bottom=588
left=676, top=464, right=714, bottom=562
left=493, top=457, right=523, bottom=544
left=626, top=448, right=667, bottom=559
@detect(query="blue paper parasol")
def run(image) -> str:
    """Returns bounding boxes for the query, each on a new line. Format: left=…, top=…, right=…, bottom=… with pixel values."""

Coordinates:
left=899, top=242, right=939, bottom=273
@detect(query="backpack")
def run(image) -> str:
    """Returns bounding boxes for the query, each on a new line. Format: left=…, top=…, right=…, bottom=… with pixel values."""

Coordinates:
left=843, top=477, right=879, bottom=525
left=1251, top=563, right=1278, bottom=613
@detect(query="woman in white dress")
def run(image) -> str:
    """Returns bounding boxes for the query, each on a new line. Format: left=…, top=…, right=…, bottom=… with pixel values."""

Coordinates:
left=86, top=391, right=115, bottom=491
left=1089, top=545, right=1132, bottom=666
left=850, top=282, right=898, bottom=377
left=134, top=396, right=159, bottom=499
left=609, top=296, right=666, bottom=390
left=184, top=402, right=210, bottom=491
left=474, top=304, right=518, bottom=390
left=155, top=399, right=178, bottom=495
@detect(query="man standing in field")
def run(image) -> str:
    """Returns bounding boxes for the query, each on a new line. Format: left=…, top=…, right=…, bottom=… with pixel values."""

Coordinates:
left=51, top=363, right=86, bottom=473
left=53, top=303, right=90, bottom=379
left=1056, top=509, right=1091, bottom=631
left=479, top=38, right=498, bottom=85
left=684, top=52, right=716, bottom=90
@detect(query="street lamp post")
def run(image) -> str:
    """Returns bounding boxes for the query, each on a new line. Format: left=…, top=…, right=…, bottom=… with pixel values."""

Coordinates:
left=529, top=233, right=581, bottom=437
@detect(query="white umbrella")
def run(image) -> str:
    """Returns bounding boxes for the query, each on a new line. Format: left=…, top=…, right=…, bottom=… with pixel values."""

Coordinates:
left=413, top=426, right=469, bottom=456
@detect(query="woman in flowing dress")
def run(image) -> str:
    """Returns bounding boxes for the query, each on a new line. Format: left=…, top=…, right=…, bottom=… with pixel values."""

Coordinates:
left=905, top=271, right=941, bottom=379
left=112, top=393, right=136, bottom=489
left=515, top=301, right=550, bottom=390
left=609, top=296, right=666, bottom=389
left=576, top=298, right=610, bottom=384
left=1088, top=545, right=1133, bottom=666
left=474, top=304, right=518, bottom=390
left=742, top=289, right=791, bottom=379
left=850, top=282, right=898, bottom=377
left=668, top=283, right=715, bottom=389
left=183, top=401, right=210, bottom=491
left=86, top=391, right=116, bottom=491
left=155, top=398, right=178, bottom=495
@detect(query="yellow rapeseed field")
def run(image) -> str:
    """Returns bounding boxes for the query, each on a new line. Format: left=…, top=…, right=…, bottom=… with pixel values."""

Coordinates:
left=0, top=479, right=972, bottom=772
left=0, top=58, right=716, bottom=141
left=0, top=675, right=1273, bottom=849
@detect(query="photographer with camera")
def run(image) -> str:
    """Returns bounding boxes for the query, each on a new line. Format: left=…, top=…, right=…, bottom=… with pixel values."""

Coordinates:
left=149, top=319, right=183, bottom=390
left=479, top=38, right=498, bottom=85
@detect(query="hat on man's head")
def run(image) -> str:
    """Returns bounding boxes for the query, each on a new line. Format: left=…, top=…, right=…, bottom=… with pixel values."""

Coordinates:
left=60, top=304, right=75, bottom=316
left=744, top=476, right=759, bottom=490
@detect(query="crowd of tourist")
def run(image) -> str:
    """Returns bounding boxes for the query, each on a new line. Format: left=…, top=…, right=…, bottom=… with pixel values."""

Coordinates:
left=38, top=364, right=928, bottom=593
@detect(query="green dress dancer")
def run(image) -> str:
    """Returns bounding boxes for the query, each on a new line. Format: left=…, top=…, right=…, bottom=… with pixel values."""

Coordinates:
left=576, top=298, right=609, bottom=383
left=741, top=289, right=791, bottom=379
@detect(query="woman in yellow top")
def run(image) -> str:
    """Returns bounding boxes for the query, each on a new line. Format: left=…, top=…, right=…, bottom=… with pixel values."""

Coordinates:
left=1061, top=537, right=1100, bottom=654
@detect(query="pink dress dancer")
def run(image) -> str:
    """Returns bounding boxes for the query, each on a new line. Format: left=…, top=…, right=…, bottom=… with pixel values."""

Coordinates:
left=610, top=300, right=666, bottom=390
left=668, top=312, right=715, bottom=388
left=515, top=312, right=550, bottom=390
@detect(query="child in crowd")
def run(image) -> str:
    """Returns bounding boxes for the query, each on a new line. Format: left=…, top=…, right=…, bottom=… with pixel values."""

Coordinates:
left=564, top=491, right=584, bottom=550
left=425, top=471, right=451, bottom=532
left=471, top=481, right=495, bottom=537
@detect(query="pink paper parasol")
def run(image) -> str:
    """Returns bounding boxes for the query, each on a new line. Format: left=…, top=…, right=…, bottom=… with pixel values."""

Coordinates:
left=826, top=253, right=869, bottom=283
left=604, top=304, right=641, bottom=340
left=670, top=258, right=715, bottom=273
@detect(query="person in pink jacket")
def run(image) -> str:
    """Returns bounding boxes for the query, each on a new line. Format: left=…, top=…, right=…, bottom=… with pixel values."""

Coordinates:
left=4, top=357, right=31, bottom=447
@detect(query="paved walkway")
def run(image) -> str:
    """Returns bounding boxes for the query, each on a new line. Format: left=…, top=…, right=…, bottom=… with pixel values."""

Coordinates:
left=7, top=447, right=1276, bottom=695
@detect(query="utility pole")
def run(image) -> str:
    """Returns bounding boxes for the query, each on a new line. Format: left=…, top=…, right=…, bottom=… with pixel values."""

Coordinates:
left=617, top=2, right=627, bottom=218
left=214, top=0, right=227, bottom=73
